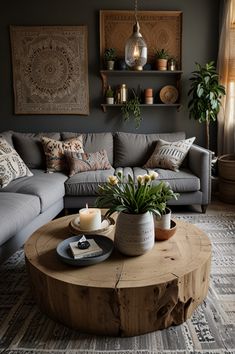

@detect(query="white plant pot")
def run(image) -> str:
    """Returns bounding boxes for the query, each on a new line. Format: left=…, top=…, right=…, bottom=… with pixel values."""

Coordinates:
left=154, top=207, right=172, bottom=230
left=114, top=211, right=155, bottom=256
left=106, top=97, right=114, bottom=104
left=106, top=61, right=115, bottom=70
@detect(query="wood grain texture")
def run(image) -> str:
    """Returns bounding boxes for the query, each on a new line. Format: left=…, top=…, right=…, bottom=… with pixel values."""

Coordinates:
left=24, top=213, right=211, bottom=337
left=99, top=10, right=182, bottom=69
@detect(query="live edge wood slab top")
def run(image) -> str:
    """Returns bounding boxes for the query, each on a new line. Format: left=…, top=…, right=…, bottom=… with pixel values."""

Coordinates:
left=24, top=212, right=211, bottom=337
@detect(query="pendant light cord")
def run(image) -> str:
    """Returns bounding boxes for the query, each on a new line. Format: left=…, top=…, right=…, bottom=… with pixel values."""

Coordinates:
left=134, top=0, right=138, bottom=22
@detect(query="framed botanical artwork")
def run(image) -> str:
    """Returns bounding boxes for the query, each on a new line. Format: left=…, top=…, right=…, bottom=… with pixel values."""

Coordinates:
left=10, top=25, right=89, bottom=115
left=100, top=10, right=182, bottom=69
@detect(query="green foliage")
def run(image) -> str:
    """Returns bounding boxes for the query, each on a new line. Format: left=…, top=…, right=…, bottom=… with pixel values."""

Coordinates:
left=121, top=88, right=142, bottom=129
left=106, top=85, right=114, bottom=98
left=103, top=48, right=116, bottom=62
left=155, top=48, right=169, bottom=59
left=188, top=61, right=225, bottom=124
left=95, top=171, right=179, bottom=217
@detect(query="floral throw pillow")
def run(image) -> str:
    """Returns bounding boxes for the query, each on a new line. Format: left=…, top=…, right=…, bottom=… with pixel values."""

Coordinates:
left=0, top=137, right=33, bottom=188
left=41, top=136, right=84, bottom=172
left=144, top=137, right=195, bottom=172
left=65, top=149, right=112, bottom=177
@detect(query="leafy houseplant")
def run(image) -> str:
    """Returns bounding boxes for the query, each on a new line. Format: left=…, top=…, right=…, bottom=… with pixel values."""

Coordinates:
left=155, top=48, right=169, bottom=70
left=105, top=85, right=114, bottom=104
left=121, top=88, right=142, bottom=129
left=103, top=48, right=116, bottom=70
left=155, top=48, right=169, bottom=59
left=95, top=171, right=178, bottom=218
left=188, top=61, right=225, bottom=150
left=95, top=171, right=179, bottom=256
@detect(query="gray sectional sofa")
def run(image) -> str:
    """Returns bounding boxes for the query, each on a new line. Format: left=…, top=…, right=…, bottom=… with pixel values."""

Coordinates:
left=0, top=130, right=211, bottom=263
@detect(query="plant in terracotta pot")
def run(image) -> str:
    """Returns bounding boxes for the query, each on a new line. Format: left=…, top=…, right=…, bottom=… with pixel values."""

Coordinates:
left=95, top=171, right=178, bottom=255
left=103, top=48, right=117, bottom=70
left=155, top=48, right=169, bottom=71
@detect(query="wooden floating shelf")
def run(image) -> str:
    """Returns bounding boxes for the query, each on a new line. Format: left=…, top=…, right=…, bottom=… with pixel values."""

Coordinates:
left=101, top=103, right=181, bottom=112
left=100, top=70, right=183, bottom=76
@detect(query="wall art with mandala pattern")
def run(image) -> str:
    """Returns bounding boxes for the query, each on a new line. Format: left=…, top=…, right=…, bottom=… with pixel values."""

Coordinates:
left=100, top=10, right=182, bottom=69
left=10, top=26, right=89, bottom=115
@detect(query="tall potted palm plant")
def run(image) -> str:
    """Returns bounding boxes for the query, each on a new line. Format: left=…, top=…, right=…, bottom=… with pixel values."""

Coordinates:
left=188, top=61, right=225, bottom=150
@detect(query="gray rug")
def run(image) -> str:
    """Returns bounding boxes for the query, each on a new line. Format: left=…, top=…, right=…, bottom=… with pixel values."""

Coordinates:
left=0, top=213, right=235, bottom=354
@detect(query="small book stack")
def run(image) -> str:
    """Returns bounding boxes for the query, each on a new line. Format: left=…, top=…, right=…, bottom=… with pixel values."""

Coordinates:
left=69, top=236, right=103, bottom=259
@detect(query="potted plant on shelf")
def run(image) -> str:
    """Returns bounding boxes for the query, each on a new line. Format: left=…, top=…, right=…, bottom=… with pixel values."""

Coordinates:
left=121, top=88, right=142, bottom=128
left=95, top=171, right=179, bottom=255
left=103, top=48, right=117, bottom=70
left=105, top=85, right=114, bottom=104
left=188, top=61, right=225, bottom=150
left=155, top=48, right=169, bottom=71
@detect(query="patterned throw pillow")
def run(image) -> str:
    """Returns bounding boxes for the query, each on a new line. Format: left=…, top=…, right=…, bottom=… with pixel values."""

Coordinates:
left=41, top=136, right=84, bottom=172
left=65, top=150, right=112, bottom=177
left=0, top=138, right=33, bottom=188
left=144, top=137, right=195, bottom=172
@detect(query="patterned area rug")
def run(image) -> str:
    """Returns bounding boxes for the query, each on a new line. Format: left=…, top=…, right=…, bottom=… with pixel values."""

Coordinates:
left=0, top=213, right=235, bottom=354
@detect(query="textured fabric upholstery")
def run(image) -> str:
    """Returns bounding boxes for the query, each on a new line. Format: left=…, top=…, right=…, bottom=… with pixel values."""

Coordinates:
left=188, top=144, right=212, bottom=204
left=0, top=130, right=14, bottom=146
left=61, top=132, right=114, bottom=166
left=12, top=132, right=60, bottom=169
left=65, top=168, right=115, bottom=196
left=115, top=167, right=200, bottom=193
left=1, top=169, right=67, bottom=212
left=114, top=131, right=186, bottom=167
left=0, top=193, right=40, bottom=246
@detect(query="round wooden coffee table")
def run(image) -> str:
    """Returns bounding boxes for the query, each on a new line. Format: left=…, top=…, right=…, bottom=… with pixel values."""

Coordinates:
left=24, top=213, right=211, bottom=337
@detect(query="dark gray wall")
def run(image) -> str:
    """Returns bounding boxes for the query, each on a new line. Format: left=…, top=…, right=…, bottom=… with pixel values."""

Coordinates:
left=0, top=0, right=220, bottom=149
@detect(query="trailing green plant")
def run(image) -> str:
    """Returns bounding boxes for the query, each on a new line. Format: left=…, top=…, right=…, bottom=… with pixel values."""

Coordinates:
left=121, top=88, right=142, bottom=129
left=188, top=61, right=225, bottom=149
left=155, top=48, right=169, bottom=59
left=103, top=48, right=116, bottom=62
left=95, top=171, right=179, bottom=218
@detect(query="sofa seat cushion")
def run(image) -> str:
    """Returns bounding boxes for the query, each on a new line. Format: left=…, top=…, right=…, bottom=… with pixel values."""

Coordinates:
left=65, top=168, right=115, bottom=196
left=115, top=167, right=200, bottom=193
left=0, top=192, right=40, bottom=246
left=1, top=169, right=67, bottom=212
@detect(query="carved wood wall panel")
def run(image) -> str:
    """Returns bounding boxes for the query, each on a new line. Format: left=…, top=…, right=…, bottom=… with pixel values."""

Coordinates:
left=10, top=26, right=89, bottom=115
left=100, top=10, right=182, bottom=69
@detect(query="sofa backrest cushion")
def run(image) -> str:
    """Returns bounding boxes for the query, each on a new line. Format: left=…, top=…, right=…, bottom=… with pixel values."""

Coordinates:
left=0, top=131, right=14, bottom=147
left=12, top=132, right=60, bottom=169
left=61, top=132, right=114, bottom=166
left=114, top=132, right=186, bottom=167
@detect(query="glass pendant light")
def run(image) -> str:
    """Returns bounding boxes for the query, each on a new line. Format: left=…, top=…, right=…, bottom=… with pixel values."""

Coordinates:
left=125, top=0, right=147, bottom=71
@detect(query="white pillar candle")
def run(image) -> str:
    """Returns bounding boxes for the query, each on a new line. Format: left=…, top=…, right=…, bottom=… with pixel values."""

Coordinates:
left=79, top=208, right=102, bottom=231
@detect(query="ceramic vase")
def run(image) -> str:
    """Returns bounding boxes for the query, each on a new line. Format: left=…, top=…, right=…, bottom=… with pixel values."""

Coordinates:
left=154, top=207, right=171, bottom=230
left=114, top=211, right=155, bottom=256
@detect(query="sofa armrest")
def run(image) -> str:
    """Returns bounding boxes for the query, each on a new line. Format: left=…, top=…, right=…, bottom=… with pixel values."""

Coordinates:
left=188, top=144, right=212, bottom=205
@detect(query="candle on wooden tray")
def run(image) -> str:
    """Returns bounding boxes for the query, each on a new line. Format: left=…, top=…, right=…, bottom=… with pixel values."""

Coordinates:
left=79, top=207, right=101, bottom=231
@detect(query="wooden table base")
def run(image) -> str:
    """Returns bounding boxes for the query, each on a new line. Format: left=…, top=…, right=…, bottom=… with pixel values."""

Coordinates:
left=24, top=214, right=211, bottom=337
